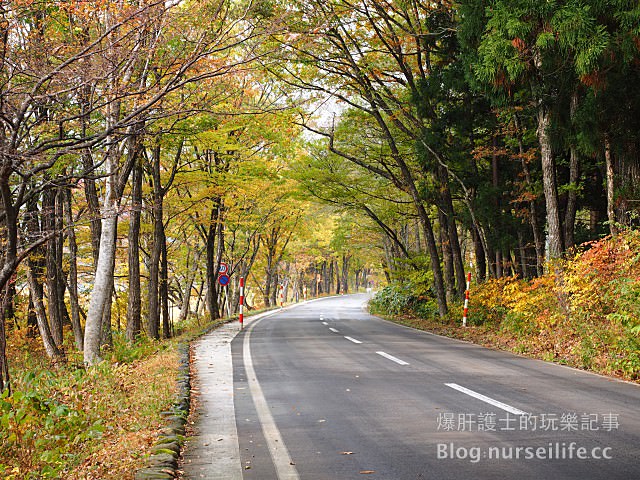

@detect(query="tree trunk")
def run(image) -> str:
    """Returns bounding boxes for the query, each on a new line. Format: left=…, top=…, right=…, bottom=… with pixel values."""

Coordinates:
left=417, top=201, right=447, bottom=316
left=160, top=234, right=171, bottom=338
left=323, top=260, right=330, bottom=295
left=82, top=152, right=102, bottom=267
left=178, top=272, right=195, bottom=323
left=147, top=145, right=163, bottom=339
left=84, top=154, right=120, bottom=366
left=341, top=254, right=350, bottom=293
left=271, top=274, right=279, bottom=306
left=205, top=202, right=221, bottom=319
left=43, top=189, right=64, bottom=347
left=537, top=105, right=564, bottom=258
left=100, top=241, right=115, bottom=350
left=311, top=264, right=318, bottom=297
left=515, top=113, right=544, bottom=275
left=438, top=209, right=455, bottom=301
left=27, top=264, right=64, bottom=361
left=126, top=157, right=142, bottom=343
left=518, top=231, right=529, bottom=279
left=438, top=165, right=466, bottom=298
left=564, top=93, right=580, bottom=250
left=495, top=250, right=503, bottom=278
left=605, top=136, right=618, bottom=236
left=64, top=188, right=84, bottom=350
left=0, top=285, right=11, bottom=395
left=4, top=278, right=14, bottom=329
left=471, top=224, right=487, bottom=281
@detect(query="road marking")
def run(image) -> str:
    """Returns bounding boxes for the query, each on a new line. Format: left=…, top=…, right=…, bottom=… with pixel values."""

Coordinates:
left=329, top=327, right=340, bottom=333
left=322, top=321, right=328, bottom=325
left=344, top=336, right=362, bottom=344
left=376, top=351, right=409, bottom=365
left=244, top=319, right=300, bottom=479
left=445, top=383, right=528, bottom=415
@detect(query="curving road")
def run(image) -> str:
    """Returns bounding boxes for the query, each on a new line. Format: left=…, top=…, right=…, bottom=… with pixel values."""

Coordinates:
left=183, top=294, right=640, bottom=480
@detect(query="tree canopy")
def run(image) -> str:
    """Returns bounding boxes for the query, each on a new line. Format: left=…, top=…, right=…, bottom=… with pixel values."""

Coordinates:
left=0, top=0, right=639, bottom=387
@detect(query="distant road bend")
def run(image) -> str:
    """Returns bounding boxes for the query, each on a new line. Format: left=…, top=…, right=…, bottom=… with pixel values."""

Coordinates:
left=183, top=294, right=640, bottom=480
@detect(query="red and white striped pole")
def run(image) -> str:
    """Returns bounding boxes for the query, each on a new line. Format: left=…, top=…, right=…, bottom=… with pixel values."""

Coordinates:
left=239, top=277, right=245, bottom=330
left=279, top=285, right=284, bottom=308
left=462, top=272, right=471, bottom=327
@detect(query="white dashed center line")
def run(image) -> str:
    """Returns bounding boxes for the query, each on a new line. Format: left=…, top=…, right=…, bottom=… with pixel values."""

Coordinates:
left=344, top=336, right=362, bottom=344
left=445, top=383, right=527, bottom=415
left=376, top=351, right=409, bottom=365
left=329, top=327, right=340, bottom=333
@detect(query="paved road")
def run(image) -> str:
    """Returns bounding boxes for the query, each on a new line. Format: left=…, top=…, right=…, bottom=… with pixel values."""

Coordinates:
left=184, top=295, right=640, bottom=480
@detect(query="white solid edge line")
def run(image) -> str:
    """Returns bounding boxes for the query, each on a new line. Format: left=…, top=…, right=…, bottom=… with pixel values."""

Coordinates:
left=344, top=336, right=362, bottom=344
left=376, top=351, right=409, bottom=365
left=243, top=319, right=300, bottom=480
left=329, top=327, right=340, bottom=333
left=445, top=383, right=528, bottom=416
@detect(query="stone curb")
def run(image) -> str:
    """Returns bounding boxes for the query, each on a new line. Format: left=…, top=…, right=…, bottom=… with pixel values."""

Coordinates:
left=133, top=318, right=230, bottom=480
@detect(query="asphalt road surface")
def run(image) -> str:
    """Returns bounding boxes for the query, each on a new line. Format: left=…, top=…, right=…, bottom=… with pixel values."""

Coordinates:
left=183, top=294, right=640, bottom=480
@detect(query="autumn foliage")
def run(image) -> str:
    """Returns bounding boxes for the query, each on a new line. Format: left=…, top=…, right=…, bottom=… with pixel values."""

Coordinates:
left=467, top=230, right=640, bottom=380
left=374, top=230, right=640, bottom=381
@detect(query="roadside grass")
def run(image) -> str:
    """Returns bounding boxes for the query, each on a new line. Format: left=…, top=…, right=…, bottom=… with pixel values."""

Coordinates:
left=1, top=327, right=190, bottom=479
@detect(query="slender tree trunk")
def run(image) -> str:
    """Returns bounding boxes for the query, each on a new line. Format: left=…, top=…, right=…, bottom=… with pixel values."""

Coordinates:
left=64, top=188, right=84, bottom=350
left=515, top=113, right=545, bottom=275
left=471, top=225, right=486, bottom=281
left=100, top=236, right=115, bottom=349
left=43, top=189, right=64, bottom=347
left=205, top=202, right=221, bottom=320
left=4, top=278, right=14, bottom=328
left=126, top=157, right=142, bottom=342
left=178, top=273, right=195, bottom=323
left=537, top=105, right=564, bottom=258
left=564, top=93, right=580, bottom=250
left=147, top=145, right=163, bottom=339
left=84, top=153, right=120, bottom=365
left=27, top=264, right=64, bottom=361
left=311, top=264, right=318, bottom=297
left=496, top=250, right=503, bottom=278
left=492, top=138, right=503, bottom=279
left=341, top=255, right=350, bottom=293
left=194, top=277, right=205, bottom=319
left=160, top=235, right=170, bottom=338
left=438, top=165, right=466, bottom=298
left=216, top=203, right=225, bottom=318
left=417, top=201, right=447, bottom=316
left=0, top=285, right=11, bottom=395
left=82, top=152, right=102, bottom=267
left=271, top=273, right=279, bottom=306
left=518, top=231, right=529, bottom=279
left=322, top=260, right=329, bottom=294
left=605, top=136, right=618, bottom=236
left=438, top=211, right=455, bottom=301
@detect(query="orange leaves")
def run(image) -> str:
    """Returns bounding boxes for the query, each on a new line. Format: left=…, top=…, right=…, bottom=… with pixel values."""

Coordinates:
left=511, top=37, right=526, bottom=53
left=579, top=71, right=606, bottom=91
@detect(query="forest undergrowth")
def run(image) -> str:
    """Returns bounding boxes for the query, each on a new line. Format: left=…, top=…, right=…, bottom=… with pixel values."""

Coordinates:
left=0, top=314, right=227, bottom=479
left=370, top=230, right=640, bottom=382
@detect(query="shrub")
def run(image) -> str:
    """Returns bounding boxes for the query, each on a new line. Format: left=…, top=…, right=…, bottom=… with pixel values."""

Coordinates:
left=370, top=282, right=437, bottom=318
left=0, top=371, right=104, bottom=478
